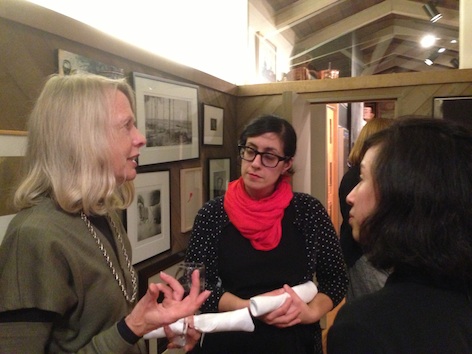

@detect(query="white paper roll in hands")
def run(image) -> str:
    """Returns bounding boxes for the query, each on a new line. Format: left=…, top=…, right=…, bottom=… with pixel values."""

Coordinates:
left=249, top=281, right=318, bottom=317
left=143, top=281, right=318, bottom=339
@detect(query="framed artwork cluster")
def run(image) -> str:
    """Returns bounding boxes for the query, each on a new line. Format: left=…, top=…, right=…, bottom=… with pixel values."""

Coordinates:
left=126, top=72, right=230, bottom=265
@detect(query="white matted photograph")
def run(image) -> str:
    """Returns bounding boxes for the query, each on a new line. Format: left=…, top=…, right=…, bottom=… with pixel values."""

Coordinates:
left=180, top=167, right=203, bottom=232
left=133, top=72, right=199, bottom=165
left=126, top=170, right=171, bottom=264
left=203, top=104, right=224, bottom=145
left=208, top=158, right=230, bottom=199
left=58, top=49, right=125, bottom=78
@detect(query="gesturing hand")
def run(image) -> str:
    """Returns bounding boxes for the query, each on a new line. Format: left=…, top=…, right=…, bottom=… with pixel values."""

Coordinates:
left=125, top=270, right=211, bottom=337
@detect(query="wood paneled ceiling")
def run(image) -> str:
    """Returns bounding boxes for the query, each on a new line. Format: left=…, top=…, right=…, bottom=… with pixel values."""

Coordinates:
left=253, top=0, right=460, bottom=77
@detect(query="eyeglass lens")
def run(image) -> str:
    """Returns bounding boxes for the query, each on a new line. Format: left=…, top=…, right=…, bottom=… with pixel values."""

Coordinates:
left=239, top=146, right=284, bottom=168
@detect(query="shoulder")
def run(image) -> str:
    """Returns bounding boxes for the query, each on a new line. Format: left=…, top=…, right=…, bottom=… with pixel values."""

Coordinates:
left=194, top=196, right=228, bottom=226
left=197, top=196, right=224, bottom=215
left=0, top=201, right=84, bottom=273
left=292, top=192, right=326, bottom=212
left=8, top=199, right=76, bottom=234
left=3, top=199, right=82, bottom=249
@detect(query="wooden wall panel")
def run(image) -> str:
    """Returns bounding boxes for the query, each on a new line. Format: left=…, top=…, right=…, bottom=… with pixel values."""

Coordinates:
left=237, top=74, right=472, bottom=124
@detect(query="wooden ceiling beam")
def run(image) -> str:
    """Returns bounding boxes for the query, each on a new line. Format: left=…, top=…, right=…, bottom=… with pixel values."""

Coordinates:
left=290, top=0, right=459, bottom=61
left=290, top=0, right=393, bottom=60
left=274, top=0, right=343, bottom=30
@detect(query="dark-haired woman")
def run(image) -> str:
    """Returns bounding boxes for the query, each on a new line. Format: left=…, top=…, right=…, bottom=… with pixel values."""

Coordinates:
left=186, top=115, right=348, bottom=353
left=328, top=118, right=472, bottom=353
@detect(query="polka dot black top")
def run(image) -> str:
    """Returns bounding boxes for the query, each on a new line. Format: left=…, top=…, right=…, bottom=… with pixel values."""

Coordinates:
left=186, top=192, right=348, bottom=313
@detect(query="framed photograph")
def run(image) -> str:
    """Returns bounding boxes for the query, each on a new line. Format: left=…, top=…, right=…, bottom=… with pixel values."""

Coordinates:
left=208, top=158, right=231, bottom=199
left=133, top=72, right=199, bottom=165
left=256, top=32, right=277, bottom=83
left=203, top=104, right=224, bottom=145
left=58, top=49, right=125, bottom=78
left=126, top=171, right=171, bottom=264
left=180, top=167, right=203, bottom=232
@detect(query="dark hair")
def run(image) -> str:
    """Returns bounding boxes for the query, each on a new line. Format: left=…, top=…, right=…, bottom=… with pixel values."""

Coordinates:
left=361, top=118, right=472, bottom=283
left=239, top=114, right=297, bottom=158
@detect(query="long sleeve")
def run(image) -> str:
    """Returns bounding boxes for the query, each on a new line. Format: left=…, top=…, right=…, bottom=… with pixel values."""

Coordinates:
left=293, top=193, right=348, bottom=307
left=0, top=321, right=141, bottom=354
left=185, top=197, right=228, bottom=312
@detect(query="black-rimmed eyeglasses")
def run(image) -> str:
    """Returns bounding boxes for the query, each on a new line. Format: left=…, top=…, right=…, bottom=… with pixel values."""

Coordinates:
left=238, top=145, right=289, bottom=168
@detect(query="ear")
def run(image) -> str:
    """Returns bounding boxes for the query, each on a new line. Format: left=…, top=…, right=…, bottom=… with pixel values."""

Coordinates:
left=282, top=158, right=293, bottom=174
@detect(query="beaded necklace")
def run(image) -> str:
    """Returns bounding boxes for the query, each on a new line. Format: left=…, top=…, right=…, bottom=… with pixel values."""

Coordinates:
left=80, top=212, right=137, bottom=304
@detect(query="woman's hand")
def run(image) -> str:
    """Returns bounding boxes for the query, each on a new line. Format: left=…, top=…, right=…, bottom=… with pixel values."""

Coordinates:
left=258, top=284, right=312, bottom=328
left=261, top=285, right=334, bottom=327
left=164, top=316, right=202, bottom=352
left=125, top=270, right=211, bottom=337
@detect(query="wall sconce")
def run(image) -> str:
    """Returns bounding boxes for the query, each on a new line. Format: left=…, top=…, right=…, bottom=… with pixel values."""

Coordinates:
left=424, top=49, right=440, bottom=66
left=423, top=1, right=443, bottom=23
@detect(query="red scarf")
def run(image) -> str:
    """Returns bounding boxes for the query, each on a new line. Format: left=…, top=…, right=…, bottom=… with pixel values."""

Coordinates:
left=224, top=176, right=293, bottom=251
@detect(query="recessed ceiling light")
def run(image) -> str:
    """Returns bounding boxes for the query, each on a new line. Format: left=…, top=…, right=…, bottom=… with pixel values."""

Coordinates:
left=450, top=39, right=457, bottom=44
left=438, top=47, right=446, bottom=53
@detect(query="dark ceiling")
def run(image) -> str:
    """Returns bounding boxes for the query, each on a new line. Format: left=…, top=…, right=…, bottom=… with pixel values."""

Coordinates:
left=253, top=0, right=460, bottom=77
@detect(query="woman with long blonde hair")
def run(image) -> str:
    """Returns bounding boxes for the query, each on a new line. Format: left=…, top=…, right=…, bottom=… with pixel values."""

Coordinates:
left=0, top=74, right=209, bottom=353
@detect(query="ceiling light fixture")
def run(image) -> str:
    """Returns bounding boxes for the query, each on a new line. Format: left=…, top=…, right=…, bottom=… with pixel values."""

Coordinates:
left=423, top=1, right=443, bottom=23
left=425, top=49, right=440, bottom=66
left=420, top=34, right=437, bottom=48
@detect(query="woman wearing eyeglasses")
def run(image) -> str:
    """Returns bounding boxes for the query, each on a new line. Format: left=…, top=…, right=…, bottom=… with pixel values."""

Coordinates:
left=185, top=115, right=348, bottom=354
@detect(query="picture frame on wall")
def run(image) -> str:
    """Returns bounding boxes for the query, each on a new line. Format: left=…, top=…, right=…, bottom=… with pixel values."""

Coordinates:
left=58, top=49, right=125, bottom=78
left=133, top=72, right=199, bottom=165
left=126, top=170, right=171, bottom=264
left=0, top=134, right=27, bottom=244
left=203, top=104, right=224, bottom=145
left=256, top=32, right=277, bottom=83
left=208, top=158, right=231, bottom=200
left=180, top=167, right=203, bottom=232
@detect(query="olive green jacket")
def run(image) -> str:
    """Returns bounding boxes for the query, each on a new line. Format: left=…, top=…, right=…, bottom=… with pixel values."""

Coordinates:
left=0, top=198, right=146, bottom=353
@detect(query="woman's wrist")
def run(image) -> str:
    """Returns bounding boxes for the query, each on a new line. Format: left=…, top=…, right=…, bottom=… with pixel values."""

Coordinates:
left=117, top=317, right=142, bottom=344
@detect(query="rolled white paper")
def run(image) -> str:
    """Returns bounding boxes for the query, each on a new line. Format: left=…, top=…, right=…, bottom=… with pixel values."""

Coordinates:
left=249, top=281, right=318, bottom=317
left=143, top=308, right=254, bottom=339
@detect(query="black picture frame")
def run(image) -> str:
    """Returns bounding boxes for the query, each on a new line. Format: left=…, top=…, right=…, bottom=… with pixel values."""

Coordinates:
left=133, top=72, right=200, bottom=165
left=208, top=158, right=231, bottom=200
left=203, top=104, right=224, bottom=145
left=126, top=170, right=171, bottom=264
